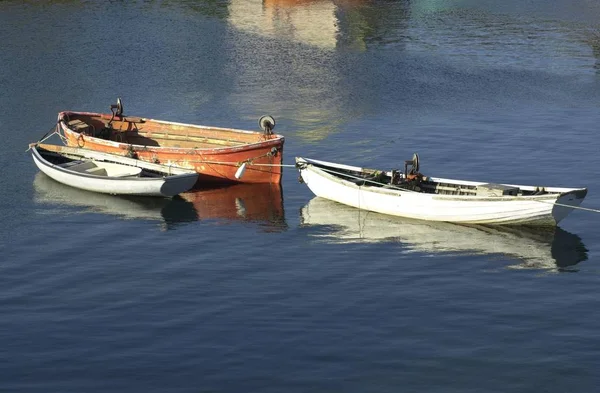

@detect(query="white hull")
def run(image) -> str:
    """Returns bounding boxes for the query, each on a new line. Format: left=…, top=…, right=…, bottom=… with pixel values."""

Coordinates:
left=31, top=144, right=198, bottom=197
left=296, top=157, right=587, bottom=226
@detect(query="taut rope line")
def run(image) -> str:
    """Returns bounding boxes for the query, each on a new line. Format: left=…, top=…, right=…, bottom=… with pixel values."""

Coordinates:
left=535, top=200, right=600, bottom=214
left=26, top=125, right=60, bottom=151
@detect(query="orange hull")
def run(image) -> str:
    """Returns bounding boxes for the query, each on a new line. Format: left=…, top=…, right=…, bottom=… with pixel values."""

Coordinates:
left=59, top=111, right=285, bottom=184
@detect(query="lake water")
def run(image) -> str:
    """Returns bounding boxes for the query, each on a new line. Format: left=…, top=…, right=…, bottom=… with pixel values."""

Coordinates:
left=1, top=1, right=600, bottom=392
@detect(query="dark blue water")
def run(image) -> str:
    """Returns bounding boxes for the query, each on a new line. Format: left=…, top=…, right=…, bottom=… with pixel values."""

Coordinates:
left=2, top=1, right=600, bottom=392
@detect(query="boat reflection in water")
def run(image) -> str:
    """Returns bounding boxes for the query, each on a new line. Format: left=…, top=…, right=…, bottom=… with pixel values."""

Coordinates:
left=33, top=172, right=198, bottom=229
left=301, top=197, right=588, bottom=271
left=180, top=183, right=287, bottom=232
left=33, top=173, right=287, bottom=232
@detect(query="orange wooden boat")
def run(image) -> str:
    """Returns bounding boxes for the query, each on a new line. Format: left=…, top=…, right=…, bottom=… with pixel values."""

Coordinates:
left=59, top=99, right=285, bottom=184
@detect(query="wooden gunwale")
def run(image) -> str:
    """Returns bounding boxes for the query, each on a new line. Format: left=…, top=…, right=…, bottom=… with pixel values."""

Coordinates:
left=130, top=131, right=244, bottom=147
left=59, top=111, right=285, bottom=184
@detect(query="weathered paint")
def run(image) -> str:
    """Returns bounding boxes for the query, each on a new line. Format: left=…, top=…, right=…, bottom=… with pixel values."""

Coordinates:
left=59, top=111, right=285, bottom=184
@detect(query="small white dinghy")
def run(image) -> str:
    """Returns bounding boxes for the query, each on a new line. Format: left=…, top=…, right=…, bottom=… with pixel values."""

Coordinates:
left=296, top=155, right=587, bottom=226
left=31, top=143, right=198, bottom=197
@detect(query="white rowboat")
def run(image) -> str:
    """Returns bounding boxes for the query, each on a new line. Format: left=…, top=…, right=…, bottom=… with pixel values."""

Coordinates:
left=31, top=144, right=198, bottom=197
left=296, top=156, right=587, bottom=226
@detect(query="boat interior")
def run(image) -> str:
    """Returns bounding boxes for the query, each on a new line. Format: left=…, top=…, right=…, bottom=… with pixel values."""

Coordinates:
left=58, top=160, right=142, bottom=178
left=61, top=99, right=281, bottom=149
left=310, top=154, right=553, bottom=197
left=39, top=148, right=164, bottom=178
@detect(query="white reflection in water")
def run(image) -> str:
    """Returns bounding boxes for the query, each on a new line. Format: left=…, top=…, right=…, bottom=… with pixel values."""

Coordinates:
left=228, top=0, right=340, bottom=49
left=301, top=197, right=588, bottom=271
left=33, top=172, right=174, bottom=222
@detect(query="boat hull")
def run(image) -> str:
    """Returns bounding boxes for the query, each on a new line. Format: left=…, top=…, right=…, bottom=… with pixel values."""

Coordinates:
left=31, top=145, right=198, bottom=197
left=297, top=158, right=587, bottom=226
left=59, top=111, right=285, bottom=184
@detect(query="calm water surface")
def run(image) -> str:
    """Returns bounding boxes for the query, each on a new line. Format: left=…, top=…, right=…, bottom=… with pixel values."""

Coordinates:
left=1, top=1, right=600, bottom=392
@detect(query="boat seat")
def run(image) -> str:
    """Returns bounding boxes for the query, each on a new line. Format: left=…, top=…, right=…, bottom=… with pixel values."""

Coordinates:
left=67, top=119, right=92, bottom=134
left=61, top=161, right=97, bottom=172
left=94, top=162, right=142, bottom=177
left=60, top=160, right=108, bottom=176
left=85, top=167, right=108, bottom=176
left=111, top=167, right=143, bottom=177
left=59, top=160, right=87, bottom=169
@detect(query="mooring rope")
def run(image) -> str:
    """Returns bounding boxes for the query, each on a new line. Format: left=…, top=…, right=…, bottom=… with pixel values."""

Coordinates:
left=26, top=125, right=60, bottom=151
left=535, top=200, right=600, bottom=214
left=247, top=163, right=297, bottom=167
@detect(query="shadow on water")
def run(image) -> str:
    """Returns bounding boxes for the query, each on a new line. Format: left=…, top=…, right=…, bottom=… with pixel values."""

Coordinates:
left=32, top=173, right=287, bottom=231
left=301, top=197, right=588, bottom=271
left=588, top=29, right=600, bottom=73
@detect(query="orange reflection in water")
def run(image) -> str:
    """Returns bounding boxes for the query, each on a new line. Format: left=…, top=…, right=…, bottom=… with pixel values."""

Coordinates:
left=180, top=183, right=287, bottom=230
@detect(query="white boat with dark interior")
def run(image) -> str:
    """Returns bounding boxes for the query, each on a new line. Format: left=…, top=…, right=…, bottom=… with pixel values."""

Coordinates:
left=30, top=143, right=198, bottom=197
left=296, top=154, right=587, bottom=226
